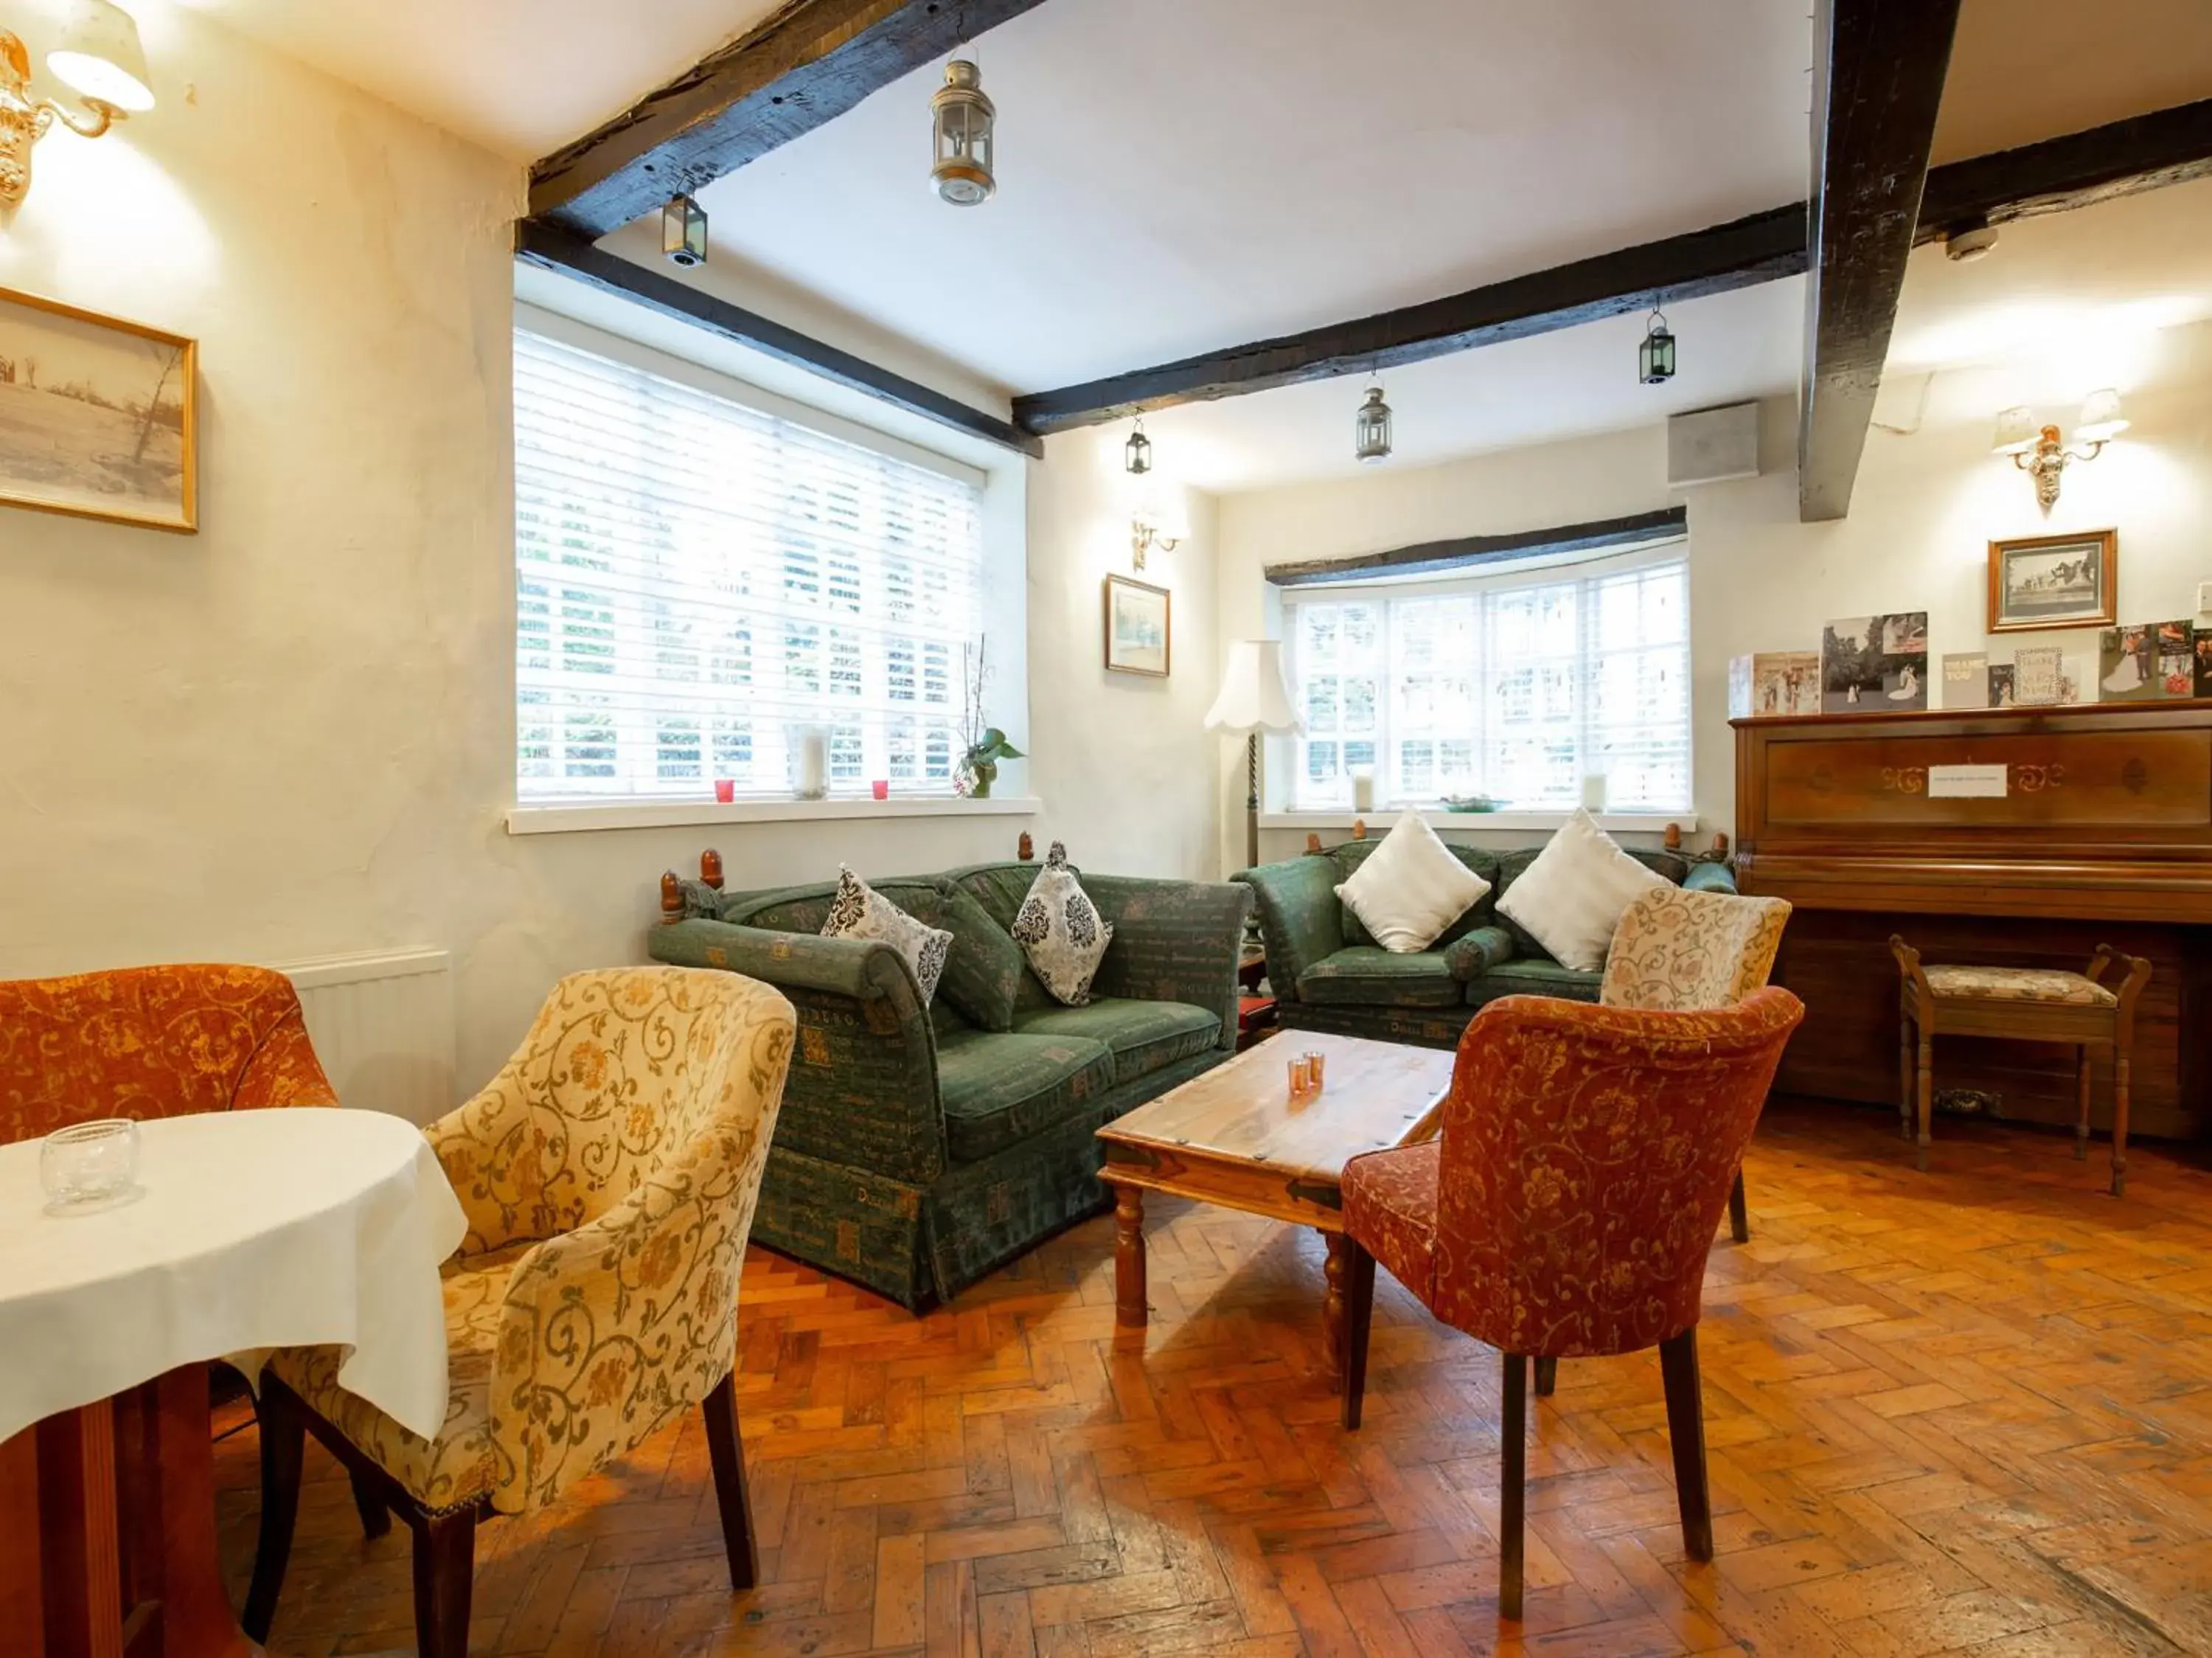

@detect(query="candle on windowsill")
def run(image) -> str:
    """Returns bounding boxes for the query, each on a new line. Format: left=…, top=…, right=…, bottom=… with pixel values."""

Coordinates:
left=793, top=728, right=828, bottom=799
left=1351, top=766, right=1376, bottom=813
left=1579, top=773, right=1608, bottom=814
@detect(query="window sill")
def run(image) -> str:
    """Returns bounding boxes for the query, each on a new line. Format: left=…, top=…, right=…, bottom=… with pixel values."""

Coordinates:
left=507, top=795, right=1043, bottom=836
left=1259, top=809, right=1700, bottom=836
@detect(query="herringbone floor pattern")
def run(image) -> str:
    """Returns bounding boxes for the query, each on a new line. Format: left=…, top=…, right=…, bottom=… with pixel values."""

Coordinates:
left=216, top=1099, right=2212, bottom=1657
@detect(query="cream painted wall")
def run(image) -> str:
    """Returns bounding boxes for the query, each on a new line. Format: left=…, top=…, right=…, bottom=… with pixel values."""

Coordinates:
left=0, top=0, right=1224, bottom=1103
left=1217, top=319, right=2212, bottom=874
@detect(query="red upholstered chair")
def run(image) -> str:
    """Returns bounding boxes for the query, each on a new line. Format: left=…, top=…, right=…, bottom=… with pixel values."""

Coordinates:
left=1338, top=988, right=1804, bottom=1621
left=0, top=963, right=337, bottom=1142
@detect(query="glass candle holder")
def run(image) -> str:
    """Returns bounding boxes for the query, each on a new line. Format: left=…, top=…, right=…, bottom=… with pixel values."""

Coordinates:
left=41, top=1118, right=141, bottom=1209
left=1287, top=1055, right=1314, bottom=1098
left=1303, top=1050, right=1326, bottom=1092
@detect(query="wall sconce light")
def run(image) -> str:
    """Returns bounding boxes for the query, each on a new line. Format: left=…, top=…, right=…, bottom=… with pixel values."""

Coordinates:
left=1638, top=305, right=1676, bottom=384
left=0, top=1, right=156, bottom=211
left=930, top=59, right=995, bottom=206
left=1130, top=499, right=1186, bottom=570
left=1993, top=389, right=2128, bottom=513
left=663, top=194, right=707, bottom=267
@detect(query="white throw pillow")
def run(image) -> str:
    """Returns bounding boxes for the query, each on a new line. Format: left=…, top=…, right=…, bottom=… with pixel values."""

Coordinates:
left=1495, top=809, right=1669, bottom=973
left=1334, top=812, right=1492, bottom=954
left=1010, top=842, right=1114, bottom=1005
left=821, top=867, right=953, bottom=1006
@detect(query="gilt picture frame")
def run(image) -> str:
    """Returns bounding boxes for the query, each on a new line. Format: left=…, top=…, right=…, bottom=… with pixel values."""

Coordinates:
left=0, top=285, right=198, bottom=534
left=1987, top=530, right=2115, bottom=634
left=1103, top=574, right=1170, bottom=677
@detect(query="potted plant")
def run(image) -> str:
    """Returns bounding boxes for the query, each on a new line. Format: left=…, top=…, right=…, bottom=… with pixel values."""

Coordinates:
left=955, top=637, right=1025, bottom=798
left=962, top=728, right=1024, bottom=798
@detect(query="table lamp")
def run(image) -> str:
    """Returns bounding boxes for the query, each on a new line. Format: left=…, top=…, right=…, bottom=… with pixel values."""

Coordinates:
left=1206, top=639, right=1304, bottom=873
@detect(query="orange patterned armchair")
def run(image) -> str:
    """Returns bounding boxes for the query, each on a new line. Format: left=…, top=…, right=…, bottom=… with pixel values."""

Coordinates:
left=0, top=963, right=335, bottom=1142
left=1338, top=988, right=1803, bottom=1622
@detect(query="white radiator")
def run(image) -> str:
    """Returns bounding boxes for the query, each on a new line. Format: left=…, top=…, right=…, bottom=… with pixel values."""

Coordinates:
left=277, top=948, right=456, bottom=1125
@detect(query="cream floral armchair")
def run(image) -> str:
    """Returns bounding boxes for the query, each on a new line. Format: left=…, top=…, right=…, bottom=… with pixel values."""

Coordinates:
left=244, top=968, right=794, bottom=1658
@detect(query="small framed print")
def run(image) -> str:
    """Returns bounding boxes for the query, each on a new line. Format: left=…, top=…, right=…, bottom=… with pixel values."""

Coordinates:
left=1103, top=574, right=1170, bottom=676
left=1987, top=530, right=2116, bottom=634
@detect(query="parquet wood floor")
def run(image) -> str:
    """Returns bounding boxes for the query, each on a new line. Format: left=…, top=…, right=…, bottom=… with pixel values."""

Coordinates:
left=215, top=1099, right=2212, bottom=1657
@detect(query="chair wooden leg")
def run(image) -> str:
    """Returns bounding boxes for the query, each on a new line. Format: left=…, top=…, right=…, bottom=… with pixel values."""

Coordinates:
left=349, top=1468, right=392, bottom=1539
left=2075, top=1044, right=2092, bottom=1162
left=2112, top=1049, right=2131, bottom=1199
left=1897, top=1013, right=1914, bottom=1141
left=1338, top=1241, right=1376, bottom=1431
left=1728, top=1168, right=1750, bottom=1244
left=1533, top=1357, right=1557, bottom=1398
left=703, top=1373, right=759, bottom=1590
left=1500, top=1353, right=1527, bottom=1622
left=411, top=1505, right=478, bottom=1658
left=1915, top=1036, right=1935, bottom=1173
left=1658, top=1328, right=1713, bottom=1562
left=242, top=1379, right=306, bottom=1643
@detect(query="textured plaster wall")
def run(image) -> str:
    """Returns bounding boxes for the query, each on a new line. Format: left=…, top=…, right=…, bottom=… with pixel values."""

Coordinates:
left=0, top=1, right=1226, bottom=1100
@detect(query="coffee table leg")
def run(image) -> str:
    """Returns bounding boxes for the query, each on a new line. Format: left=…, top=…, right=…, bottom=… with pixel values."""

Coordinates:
left=1113, top=1183, right=1148, bottom=1328
left=1323, top=1232, right=1349, bottom=1384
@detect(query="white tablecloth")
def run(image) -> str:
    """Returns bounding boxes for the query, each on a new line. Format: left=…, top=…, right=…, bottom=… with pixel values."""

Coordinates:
left=0, top=1109, right=467, bottom=1445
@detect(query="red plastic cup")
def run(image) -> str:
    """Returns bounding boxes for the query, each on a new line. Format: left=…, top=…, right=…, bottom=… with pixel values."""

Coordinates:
left=872, top=780, right=889, bottom=800
left=714, top=779, right=735, bottom=803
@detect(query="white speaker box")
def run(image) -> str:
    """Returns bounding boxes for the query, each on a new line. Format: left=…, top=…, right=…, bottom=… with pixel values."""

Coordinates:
left=1666, top=403, right=1760, bottom=488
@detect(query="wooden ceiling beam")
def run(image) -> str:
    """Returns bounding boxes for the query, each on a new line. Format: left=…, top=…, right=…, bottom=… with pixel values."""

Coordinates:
left=1796, top=0, right=1962, bottom=523
left=530, top=0, right=1053, bottom=238
left=514, top=221, right=1043, bottom=458
left=1916, top=97, right=2212, bottom=243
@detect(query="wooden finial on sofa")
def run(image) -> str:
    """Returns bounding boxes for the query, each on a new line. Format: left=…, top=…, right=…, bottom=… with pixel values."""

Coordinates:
left=659, top=871, right=685, bottom=926
left=700, top=849, right=724, bottom=890
left=1663, top=822, right=1682, bottom=850
left=1352, top=819, right=1368, bottom=841
left=1018, top=831, right=1034, bottom=862
left=1305, top=833, right=1324, bottom=855
left=1711, top=832, right=1729, bottom=857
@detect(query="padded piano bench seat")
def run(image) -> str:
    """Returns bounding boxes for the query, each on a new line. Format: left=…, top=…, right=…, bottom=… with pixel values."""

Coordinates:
left=1891, top=938, right=2151, bottom=1195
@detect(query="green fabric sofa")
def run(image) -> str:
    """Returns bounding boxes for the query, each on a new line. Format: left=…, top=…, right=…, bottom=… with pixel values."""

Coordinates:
left=650, top=860, right=1250, bottom=1311
left=1234, top=839, right=1736, bottom=1049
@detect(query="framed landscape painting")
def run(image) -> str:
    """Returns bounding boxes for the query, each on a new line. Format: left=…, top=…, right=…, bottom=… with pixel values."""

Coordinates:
left=1103, top=574, right=1170, bottom=676
left=0, top=286, right=198, bottom=533
left=1987, top=530, right=2114, bottom=633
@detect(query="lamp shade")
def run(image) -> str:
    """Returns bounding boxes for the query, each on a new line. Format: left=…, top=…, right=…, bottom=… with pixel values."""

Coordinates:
left=1206, top=640, right=1304, bottom=734
left=47, top=0, right=153, bottom=110
left=1991, top=405, right=2038, bottom=456
left=2076, top=386, right=2129, bottom=444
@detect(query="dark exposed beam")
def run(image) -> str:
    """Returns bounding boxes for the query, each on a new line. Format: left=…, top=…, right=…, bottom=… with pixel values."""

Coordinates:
left=1916, top=97, right=2212, bottom=242
left=1265, top=508, right=1687, bottom=588
left=514, top=221, right=1043, bottom=458
left=532, top=0, right=1053, bottom=238
left=1797, top=0, right=1961, bottom=523
left=1012, top=207, right=1809, bottom=437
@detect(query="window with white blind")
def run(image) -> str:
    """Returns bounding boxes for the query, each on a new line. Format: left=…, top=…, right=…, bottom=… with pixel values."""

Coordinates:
left=513, top=328, right=986, bottom=802
left=1285, top=551, right=1690, bottom=812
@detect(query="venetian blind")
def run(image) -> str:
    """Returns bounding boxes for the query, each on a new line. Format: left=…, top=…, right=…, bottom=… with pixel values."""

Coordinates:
left=1284, top=551, right=1690, bottom=812
left=513, top=330, right=985, bottom=800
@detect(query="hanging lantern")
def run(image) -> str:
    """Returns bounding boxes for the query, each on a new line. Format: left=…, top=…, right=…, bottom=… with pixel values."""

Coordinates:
left=1354, top=385, right=1393, bottom=465
left=1124, top=419, right=1152, bottom=476
left=662, top=194, right=707, bottom=267
left=1638, top=307, right=1676, bottom=384
left=930, top=60, right=995, bottom=206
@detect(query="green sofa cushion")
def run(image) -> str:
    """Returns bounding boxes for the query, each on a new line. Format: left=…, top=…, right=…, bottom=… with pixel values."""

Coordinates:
left=1298, top=948, right=1464, bottom=1009
left=1329, top=839, right=1500, bottom=950
left=1010, top=997, right=1220, bottom=1086
left=934, top=1028, right=1116, bottom=1165
left=936, top=889, right=1026, bottom=1033
left=1465, top=958, right=1602, bottom=1008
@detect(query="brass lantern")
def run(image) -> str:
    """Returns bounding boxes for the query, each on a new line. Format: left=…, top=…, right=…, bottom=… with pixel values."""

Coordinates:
left=1354, top=385, right=1393, bottom=465
left=930, top=60, right=995, bottom=206
left=1638, top=306, right=1676, bottom=384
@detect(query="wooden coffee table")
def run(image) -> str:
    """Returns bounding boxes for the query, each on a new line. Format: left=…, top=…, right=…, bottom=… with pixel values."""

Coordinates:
left=1096, top=1031, right=1455, bottom=1378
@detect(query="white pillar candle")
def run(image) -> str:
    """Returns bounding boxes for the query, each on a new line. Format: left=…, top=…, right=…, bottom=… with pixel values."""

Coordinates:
left=1351, top=766, right=1375, bottom=813
left=798, top=729, right=827, bottom=798
left=1580, top=773, right=1608, bottom=813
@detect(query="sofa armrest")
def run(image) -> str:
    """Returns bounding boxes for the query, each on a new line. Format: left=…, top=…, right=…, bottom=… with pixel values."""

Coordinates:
left=1683, top=861, right=1739, bottom=895
left=650, top=920, right=947, bottom=1184
left=1232, top=856, right=1345, bottom=1003
left=1444, top=925, right=1517, bottom=982
left=1082, top=876, right=1251, bottom=1052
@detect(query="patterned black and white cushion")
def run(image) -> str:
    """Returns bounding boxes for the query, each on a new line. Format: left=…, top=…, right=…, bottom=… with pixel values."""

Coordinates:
left=1011, top=842, right=1114, bottom=1006
left=820, top=867, right=953, bottom=1006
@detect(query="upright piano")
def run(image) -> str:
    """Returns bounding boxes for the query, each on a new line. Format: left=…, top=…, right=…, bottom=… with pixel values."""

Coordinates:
left=1733, top=699, right=2212, bottom=1142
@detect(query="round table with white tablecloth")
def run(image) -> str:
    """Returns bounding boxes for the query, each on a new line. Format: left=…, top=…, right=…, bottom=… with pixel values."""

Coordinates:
left=0, top=1107, right=467, bottom=1658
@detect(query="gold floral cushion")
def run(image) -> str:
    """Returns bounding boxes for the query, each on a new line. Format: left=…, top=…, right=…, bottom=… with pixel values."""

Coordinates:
left=1599, top=887, right=1792, bottom=1012
left=1921, top=965, right=2116, bottom=1005
left=269, top=1243, right=532, bottom=1512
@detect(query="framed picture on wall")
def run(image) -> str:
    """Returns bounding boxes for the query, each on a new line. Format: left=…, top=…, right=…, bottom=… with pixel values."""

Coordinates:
left=0, top=285, right=198, bottom=533
left=1103, top=574, right=1171, bottom=676
left=1987, top=530, right=2115, bottom=633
